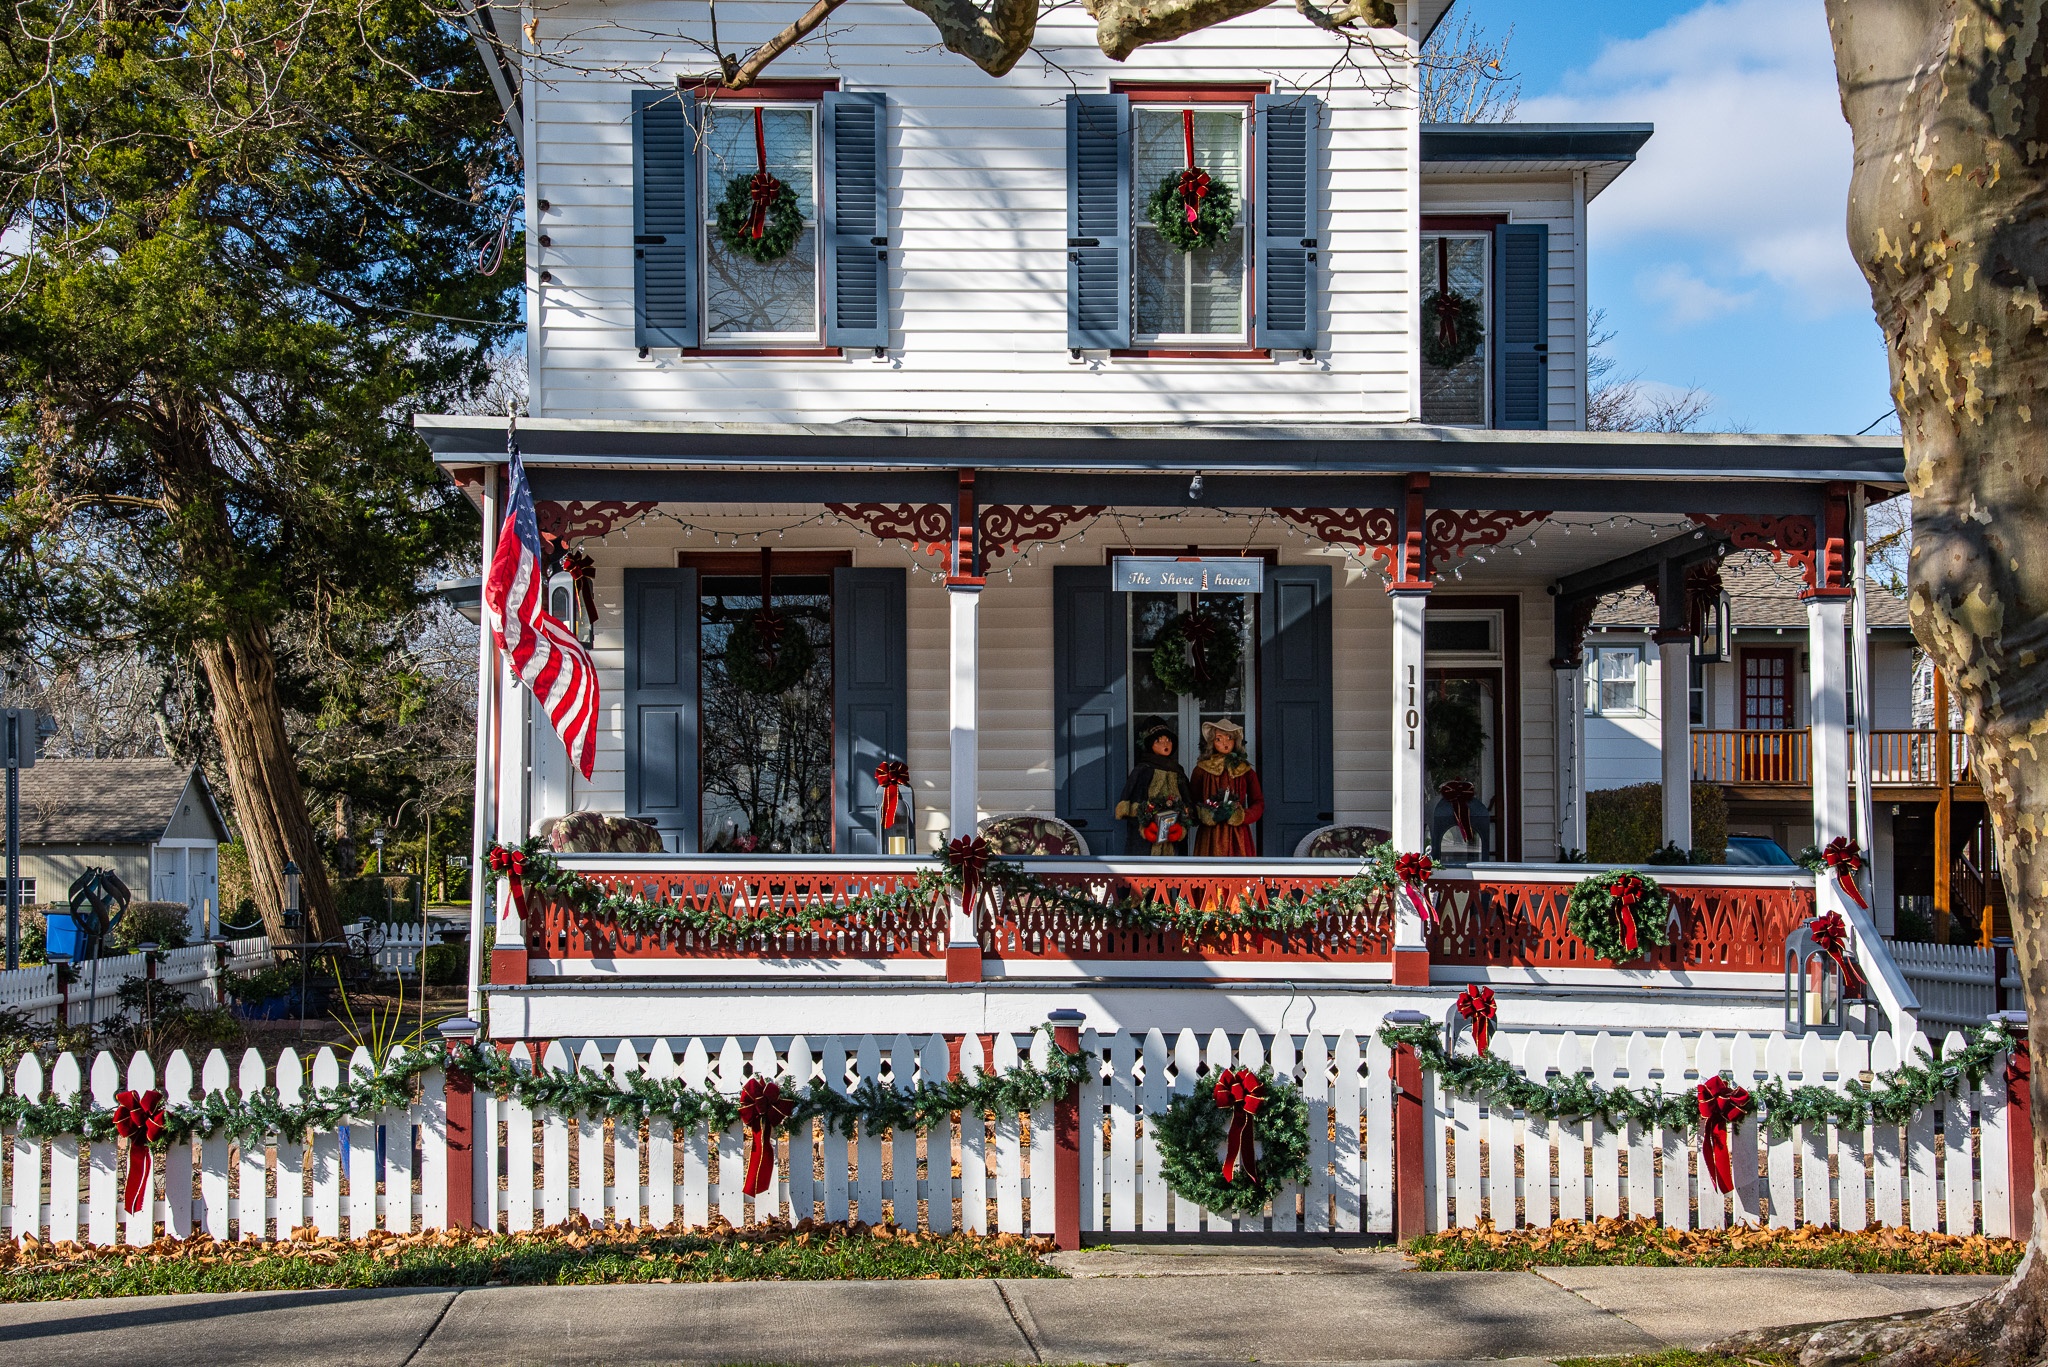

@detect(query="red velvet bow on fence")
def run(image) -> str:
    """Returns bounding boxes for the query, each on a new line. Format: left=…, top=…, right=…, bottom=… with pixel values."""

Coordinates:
left=948, top=835, right=991, bottom=913
left=1456, top=984, right=1497, bottom=1055
left=1695, top=1076, right=1752, bottom=1195
left=487, top=845, right=528, bottom=921
left=738, top=1076, right=795, bottom=1196
left=111, top=1088, right=167, bottom=1215
left=1394, top=852, right=1435, bottom=925
left=1211, top=1066, right=1266, bottom=1183
left=1822, top=837, right=1869, bottom=910
left=747, top=106, right=782, bottom=240
left=1610, top=874, right=1646, bottom=955
left=1806, top=911, right=1868, bottom=998
left=874, top=760, right=910, bottom=829
left=1438, top=779, right=1477, bottom=843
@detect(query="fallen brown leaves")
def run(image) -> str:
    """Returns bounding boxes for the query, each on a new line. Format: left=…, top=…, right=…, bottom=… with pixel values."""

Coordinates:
left=1410, top=1216, right=2022, bottom=1275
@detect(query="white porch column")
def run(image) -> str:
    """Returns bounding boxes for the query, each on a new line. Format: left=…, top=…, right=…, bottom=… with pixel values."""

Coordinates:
left=1656, top=633, right=1693, bottom=851
left=466, top=463, right=502, bottom=1020
left=1553, top=664, right=1586, bottom=857
left=1389, top=590, right=1428, bottom=855
left=1807, top=594, right=1852, bottom=849
left=948, top=584, right=981, bottom=841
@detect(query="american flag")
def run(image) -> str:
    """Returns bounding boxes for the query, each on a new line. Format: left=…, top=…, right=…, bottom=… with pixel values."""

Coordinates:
left=484, top=447, right=599, bottom=779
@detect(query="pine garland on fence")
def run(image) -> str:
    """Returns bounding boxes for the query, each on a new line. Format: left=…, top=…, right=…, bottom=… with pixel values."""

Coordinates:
left=493, top=840, right=1403, bottom=942
left=1377, top=1019, right=2020, bottom=1142
left=0, top=1030, right=1096, bottom=1149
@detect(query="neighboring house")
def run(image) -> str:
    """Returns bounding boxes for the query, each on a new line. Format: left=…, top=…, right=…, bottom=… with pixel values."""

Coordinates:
left=418, top=2, right=1909, bottom=1042
left=17, top=759, right=229, bottom=937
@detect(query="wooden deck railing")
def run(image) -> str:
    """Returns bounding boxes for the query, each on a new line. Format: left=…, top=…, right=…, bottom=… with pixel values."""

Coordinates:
left=1691, top=729, right=1975, bottom=787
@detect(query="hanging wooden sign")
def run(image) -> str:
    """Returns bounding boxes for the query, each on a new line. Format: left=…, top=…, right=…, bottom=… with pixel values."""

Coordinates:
left=1111, top=556, right=1264, bottom=594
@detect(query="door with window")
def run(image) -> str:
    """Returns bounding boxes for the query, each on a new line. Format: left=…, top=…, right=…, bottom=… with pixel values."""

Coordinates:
left=1741, top=647, right=1796, bottom=782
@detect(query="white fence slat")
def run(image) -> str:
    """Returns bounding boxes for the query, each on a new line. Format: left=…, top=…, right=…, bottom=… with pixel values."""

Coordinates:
left=1589, top=1033, right=1621, bottom=1220
left=504, top=1044, right=537, bottom=1232
left=1942, top=1030, right=1974, bottom=1234
left=1353, top=1031, right=1380, bottom=1235
left=1202, top=1030, right=1234, bottom=1231
left=1520, top=1034, right=1556, bottom=1229
left=784, top=1037, right=814, bottom=1227
left=161, top=1052, right=196, bottom=1239
left=1797, top=1034, right=1831, bottom=1227
left=1485, top=1037, right=1517, bottom=1230
left=347, top=1046, right=379, bottom=1237
left=848, top=1036, right=879, bottom=1224
left=1692, top=1036, right=1725, bottom=1229
left=992, top=1032, right=1022, bottom=1234
left=11, top=1054, right=44, bottom=1241
left=1763, top=1034, right=1798, bottom=1227
left=574, top=1041, right=608, bottom=1226
left=1979, top=1039, right=2011, bottom=1239
left=958, top=1033, right=987, bottom=1235
left=644, top=1041, right=677, bottom=1229
left=1450, top=1088, right=1480, bottom=1230
left=1834, top=1034, right=1869, bottom=1232
left=50, top=1053, right=80, bottom=1243
left=1656, top=1033, right=1690, bottom=1231
left=418, top=1067, right=447, bottom=1232
left=1234, top=1031, right=1266, bottom=1232
left=1423, top=1062, right=1446, bottom=1233
left=233, top=1050, right=266, bottom=1239
left=1271, top=1032, right=1301, bottom=1234
left=1172, top=1029, right=1202, bottom=1232
left=381, top=1045, right=413, bottom=1234
left=716, top=1038, right=750, bottom=1227
left=196, top=1049, right=232, bottom=1240
left=921, top=1035, right=953, bottom=1234
left=1623, top=1034, right=1656, bottom=1220
left=309, top=1048, right=343, bottom=1237
left=87, top=1051, right=120, bottom=1245
left=613, top=1041, right=644, bottom=1226
left=1028, top=1030, right=1056, bottom=1235
left=1869, top=1031, right=1905, bottom=1227
left=539, top=1041, right=572, bottom=1227
left=1729, top=1033, right=1763, bottom=1226
left=1300, top=1031, right=1330, bottom=1234
left=1905, top=1031, right=1939, bottom=1231
left=1140, top=1029, right=1170, bottom=1233
left=821, top=1037, right=850, bottom=1225
left=1553, top=1033, right=1587, bottom=1224
left=1078, top=1029, right=1103, bottom=1235
left=682, top=1039, right=711, bottom=1229
left=274, top=1049, right=306, bottom=1236
left=888, top=1035, right=919, bottom=1230
left=123, top=1052, right=158, bottom=1246
left=1108, top=1031, right=1135, bottom=1233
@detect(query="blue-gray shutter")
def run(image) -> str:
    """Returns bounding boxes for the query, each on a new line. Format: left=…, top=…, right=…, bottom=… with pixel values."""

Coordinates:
left=1259, top=564, right=1333, bottom=857
left=821, top=92, right=888, bottom=349
left=624, top=568, right=699, bottom=851
left=833, top=567, right=907, bottom=853
left=1492, top=222, right=1549, bottom=429
left=1066, top=93, right=1130, bottom=350
left=1254, top=93, right=1319, bottom=352
left=633, top=89, right=698, bottom=350
left=1053, top=565, right=1128, bottom=852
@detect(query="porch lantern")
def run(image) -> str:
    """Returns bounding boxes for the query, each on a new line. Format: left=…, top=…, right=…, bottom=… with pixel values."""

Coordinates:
left=1694, top=590, right=1732, bottom=663
left=1783, top=918, right=1865, bottom=1036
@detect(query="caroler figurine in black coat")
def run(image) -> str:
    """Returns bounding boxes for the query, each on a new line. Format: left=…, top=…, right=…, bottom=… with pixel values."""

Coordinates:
left=1115, top=721, right=1194, bottom=855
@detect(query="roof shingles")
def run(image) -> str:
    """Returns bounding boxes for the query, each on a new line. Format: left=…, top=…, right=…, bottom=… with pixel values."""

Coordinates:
left=18, top=759, right=203, bottom=846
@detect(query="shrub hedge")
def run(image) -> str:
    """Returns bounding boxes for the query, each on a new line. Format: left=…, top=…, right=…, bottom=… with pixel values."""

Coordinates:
left=1585, top=782, right=1728, bottom=864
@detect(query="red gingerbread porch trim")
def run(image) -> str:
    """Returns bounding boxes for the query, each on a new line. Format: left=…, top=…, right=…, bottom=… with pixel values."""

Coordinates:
left=534, top=500, right=659, bottom=540
left=980, top=503, right=1106, bottom=564
left=1689, top=511, right=1839, bottom=595
left=1271, top=506, right=1398, bottom=563
left=1427, top=508, right=1552, bottom=567
left=825, top=502, right=954, bottom=561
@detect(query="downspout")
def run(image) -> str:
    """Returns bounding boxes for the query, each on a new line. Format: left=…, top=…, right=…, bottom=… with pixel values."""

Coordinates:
left=1850, top=487, right=1876, bottom=899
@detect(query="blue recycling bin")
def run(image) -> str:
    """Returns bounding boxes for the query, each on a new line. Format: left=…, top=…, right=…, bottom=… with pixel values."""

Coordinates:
left=43, top=911, right=84, bottom=959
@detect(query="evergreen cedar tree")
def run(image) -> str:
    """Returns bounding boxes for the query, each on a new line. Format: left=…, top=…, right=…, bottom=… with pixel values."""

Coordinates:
left=0, top=0, right=518, bottom=940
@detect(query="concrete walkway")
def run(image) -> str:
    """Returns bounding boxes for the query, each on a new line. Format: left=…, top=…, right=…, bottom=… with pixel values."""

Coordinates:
left=0, top=1242, right=2002, bottom=1366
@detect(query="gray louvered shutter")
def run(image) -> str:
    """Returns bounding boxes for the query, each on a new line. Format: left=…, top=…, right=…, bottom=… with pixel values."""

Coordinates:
left=1053, top=565, right=1128, bottom=853
left=1066, top=93, right=1130, bottom=350
left=833, top=567, right=907, bottom=852
left=821, top=92, right=888, bottom=349
left=633, top=89, right=698, bottom=350
left=1492, top=222, right=1549, bottom=429
left=1259, top=565, right=1333, bottom=857
left=624, top=568, right=699, bottom=851
left=1255, top=93, right=1319, bottom=352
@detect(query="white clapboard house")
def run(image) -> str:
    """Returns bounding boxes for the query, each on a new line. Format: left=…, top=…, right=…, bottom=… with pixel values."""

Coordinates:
left=420, top=0, right=1921, bottom=1047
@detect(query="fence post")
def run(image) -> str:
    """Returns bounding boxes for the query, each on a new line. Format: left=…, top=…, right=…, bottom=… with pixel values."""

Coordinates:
left=1998, top=1010, right=2032, bottom=1243
left=51, top=956, right=70, bottom=1028
left=1048, top=1007, right=1085, bottom=1251
left=1384, top=1008, right=1429, bottom=1242
left=438, top=1016, right=480, bottom=1231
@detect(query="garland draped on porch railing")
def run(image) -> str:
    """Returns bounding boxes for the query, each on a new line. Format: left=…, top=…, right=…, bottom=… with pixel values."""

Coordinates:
left=489, top=839, right=1404, bottom=942
left=1376, top=1019, right=2019, bottom=1142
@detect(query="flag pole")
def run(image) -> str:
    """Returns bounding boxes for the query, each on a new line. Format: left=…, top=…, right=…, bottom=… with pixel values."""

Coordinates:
left=465, top=413, right=508, bottom=1022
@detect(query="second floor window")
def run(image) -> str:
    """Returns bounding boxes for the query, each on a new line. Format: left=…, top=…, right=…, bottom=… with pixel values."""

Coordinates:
left=1132, top=105, right=1247, bottom=341
left=703, top=103, right=819, bottom=341
left=1420, top=233, right=1488, bottom=425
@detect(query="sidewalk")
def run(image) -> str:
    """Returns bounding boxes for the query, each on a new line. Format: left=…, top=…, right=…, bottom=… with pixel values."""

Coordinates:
left=0, top=1243, right=2002, bottom=1367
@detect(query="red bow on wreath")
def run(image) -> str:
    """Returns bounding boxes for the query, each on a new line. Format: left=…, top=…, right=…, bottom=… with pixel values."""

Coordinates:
left=1211, top=1066, right=1266, bottom=1184
left=1177, top=109, right=1211, bottom=225
left=746, top=107, right=782, bottom=240
left=738, top=1076, right=795, bottom=1196
left=948, top=835, right=991, bottom=913
left=487, top=844, right=528, bottom=921
left=1456, top=984, right=1497, bottom=1055
left=874, top=760, right=910, bottom=829
left=1806, top=911, right=1868, bottom=998
left=1822, top=837, right=1868, bottom=910
left=1394, top=851, right=1435, bottom=925
left=111, top=1088, right=167, bottom=1215
left=1438, top=779, right=1477, bottom=843
left=1695, top=1076, right=1752, bottom=1195
left=1609, top=874, right=1645, bottom=955
left=751, top=610, right=787, bottom=667
left=1432, top=284, right=1466, bottom=347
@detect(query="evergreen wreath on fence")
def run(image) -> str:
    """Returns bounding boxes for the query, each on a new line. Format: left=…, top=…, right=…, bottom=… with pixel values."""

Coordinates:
left=722, top=609, right=816, bottom=696
left=1566, top=869, right=1673, bottom=963
left=1376, top=1018, right=2020, bottom=1143
left=1148, top=604, right=1243, bottom=697
left=1152, top=1066, right=1312, bottom=1215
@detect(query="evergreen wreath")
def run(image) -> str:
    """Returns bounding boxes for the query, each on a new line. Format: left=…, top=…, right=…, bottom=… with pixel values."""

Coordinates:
left=1150, top=604, right=1243, bottom=697
left=714, top=174, right=804, bottom=264
left=723, top=609, right=815, bottom=696
left=1421, top=288, right=1484, bottom=369
left=1145, top=172, right=1238, bottom=252
left=1153, top=1067, right=1312, bottom=1216
left=1566, top=869, right=1674, bottom=964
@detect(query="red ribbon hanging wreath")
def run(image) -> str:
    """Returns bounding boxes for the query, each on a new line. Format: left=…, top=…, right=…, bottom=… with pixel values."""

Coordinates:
left=1806, top=911, right=1868, bottom=998
left=1211, top=1066, right=1266, bottom=1183
left=747, top=106, right=783, bottom=240
left=1822, top=836, right=1869, bottom=910
left=487, top=844, right=528, bottom=921
left=111, top=1088, right=167, bottom=1215
left=948, top=835, right=991, bottom=913
left=1394, top=851, right=1435, bottom=925
left=1433, top=236, right=1463, bottom=346
left=1456, top=984, right=1498, bottom=1055
left=874, top=760, right=911, bottom=829
left=1695, top=1076, right=1752, bottom=1195
left=1177, top=109, right=1211, bottom=225
left=738, top=1076, right=795, bottom=1196
left=1609, top=873, right=1646, bottom=955
left=1438, top=778, right=1477, bottom=843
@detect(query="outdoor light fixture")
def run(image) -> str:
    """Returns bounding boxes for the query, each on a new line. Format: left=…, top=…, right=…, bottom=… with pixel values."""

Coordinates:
left=1188, top=473, right=1204, bottom=501
left=283, top=859, right=302, bottom=926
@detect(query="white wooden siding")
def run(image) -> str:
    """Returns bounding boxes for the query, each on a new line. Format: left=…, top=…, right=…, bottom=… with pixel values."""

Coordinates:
left=1586, top=633, right=1662, bottom=792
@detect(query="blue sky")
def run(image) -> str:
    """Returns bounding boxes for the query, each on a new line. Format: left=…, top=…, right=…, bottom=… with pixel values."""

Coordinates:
left=1452, top=0, right=1896, bottom=435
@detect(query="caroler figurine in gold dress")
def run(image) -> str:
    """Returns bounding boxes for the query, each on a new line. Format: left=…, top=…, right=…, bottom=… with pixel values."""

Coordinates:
left=1191, top=718, right=1263, bottom=858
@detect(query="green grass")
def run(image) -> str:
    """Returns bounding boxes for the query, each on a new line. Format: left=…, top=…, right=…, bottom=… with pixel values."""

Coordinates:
left=0, top=1227, right=1063, bottom=1301
left=1408, top=1219, right=2022, bottom=1276
left=1558, top=1353, right=1795, bottom=1367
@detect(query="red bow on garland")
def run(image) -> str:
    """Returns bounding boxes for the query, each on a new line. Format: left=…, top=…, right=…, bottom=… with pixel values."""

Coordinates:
left=738, top=1076, right=795, bottom=1196
left=1211, top=1066, right=1266, bottom=1183
left=487, top=844, right=528, bottom=921
left=874, top=760, right=910, bottom=829
left=1806, top=911, right=1868, bottom=998
left=747, top=107, right=783, bottom=240
left=1609, top=874, right=1646, bottom=955
left=111, top=1088, right=167, bottom=1215
left=948, top=835, right=991, bottom=913
left=1177, top=109, right=1211, bottom=225
left=1695, top=1076, right=1752, bottom=1195
left=1394, top=851, right=1435, bottom=925
left=1822, top=837, right=1869, bottom=910
left=1456, top=984, right=1497, bottom=1055
left=1438, top=779, right=1477, bottom=843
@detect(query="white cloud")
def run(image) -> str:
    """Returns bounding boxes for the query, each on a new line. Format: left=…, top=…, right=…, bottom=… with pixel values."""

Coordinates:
left=1636, top=264, right=1754, bottom=325
left=1521, top=0, right=1865, bottom=322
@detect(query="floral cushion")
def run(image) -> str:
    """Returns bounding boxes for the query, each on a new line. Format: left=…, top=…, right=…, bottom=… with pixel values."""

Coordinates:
left=539, top=812, right=666, bottom=854
left=978, top=815, right=1088, bottom=857
left=1298, top=825, right=1391, bottom=859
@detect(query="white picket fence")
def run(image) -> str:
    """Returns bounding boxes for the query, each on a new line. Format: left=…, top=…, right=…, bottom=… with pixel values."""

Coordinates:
left=1889, top=940, right=2023, bottom=1031
left=0, top=1025, right=2021, bottom=1245
left=353, top=921, right=428, bottom=975
left=0, top=936, right=272, bottom=1027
